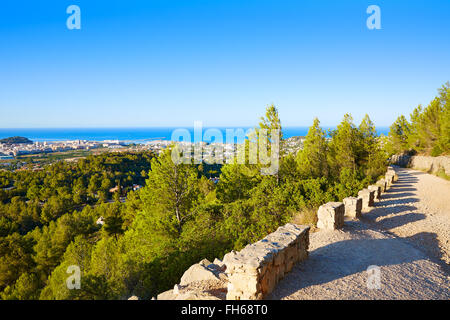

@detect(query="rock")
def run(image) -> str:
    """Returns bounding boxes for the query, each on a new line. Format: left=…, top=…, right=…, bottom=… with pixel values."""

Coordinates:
left=175, top=290, right=223, bottom=300
left=317, top=202, right=345, bottom=230
left=358, top=189, right=375, bottom=211
left=385, top=172, right=395, bottom=186
left=368, top=185, right=381, bottom=200
left=180, top=261, right=220, bottom=286
left=199, top=259, right=211, bottom=267
left=343, top=197, right=362, bottom=219
left=222, top=250, right=237, bottom=265
left=213, top=258, right=225, bottom=269
left=376, top=179, right=387, bottom=193
left=127, top=295, right=139, bottom=300
left=160, top=279, right=228, bottom=300
left=173, top=284, right=181, bottom=295
left=157, top=289, right=176, bottom=300
left=96, top=216, right=105, bottom=225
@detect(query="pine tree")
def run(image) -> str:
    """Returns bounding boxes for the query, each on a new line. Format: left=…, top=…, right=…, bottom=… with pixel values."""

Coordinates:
left=257, top=104, right=282, bottom=180
left=437, top=82, right=450, bottom=154
left=296, top=118, right=328, bottom=179
left=139, top=147, right=200, bottom=235
left=328, top=114, right=359, bottom=178
left=358, top=114, right=386, bottom=179
left=408, top=105, right=423, bottom=151
left=387, top=115, right=410, bottom=154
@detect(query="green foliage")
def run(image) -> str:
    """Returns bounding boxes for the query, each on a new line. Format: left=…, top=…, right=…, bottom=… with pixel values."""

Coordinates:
left=103, top=203, right=125, bottom=240
left=387, top=82, right=450, bottom=156
left=1, top=272, right=41, bottom=300
left=0, top=152, right=154, bottom=236
left=0, top=105, right=389, bottom=300
left=296, top=118, right=328, bottom=179
left=40, top=236, right=94, bottom=300
left=0, top=233, right=35, bottom=291
left=0, top=136, right=32, bottom=145
left=139, top=148, right=200, bottom=235
left=216, top=162, right=258, bottom=203
left=327, top=114, right=359, bottom=176
left=387, top=115, right=411, bottom=155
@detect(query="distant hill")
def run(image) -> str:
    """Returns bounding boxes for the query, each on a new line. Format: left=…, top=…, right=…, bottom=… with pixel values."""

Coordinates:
left=0, top=136, right=33, bottom=144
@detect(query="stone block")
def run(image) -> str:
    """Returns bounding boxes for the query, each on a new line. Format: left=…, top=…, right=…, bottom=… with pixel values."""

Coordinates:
left=358, top=189, right=375, bottom=211
left=180, top=261, right=220, bottom=286
left=343, top=196, right=362, bottom=219
left=376, top=179, right=386, bottom=193
left=368, top=185, right=381, bottom=200
left=385, top=172, right=395, bottom=186
left=316, top=202, right=345, bottom=230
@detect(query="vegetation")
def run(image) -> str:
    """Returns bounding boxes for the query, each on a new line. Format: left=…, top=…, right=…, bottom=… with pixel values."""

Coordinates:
left=0, top=106, right=389, bottom=300
left=386, top=82, right=450, bottom=156
left=0, top=137, right=33, bottom=145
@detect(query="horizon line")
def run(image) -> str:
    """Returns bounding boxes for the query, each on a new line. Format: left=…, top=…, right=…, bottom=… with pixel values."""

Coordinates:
left=0, top=125, right=391, bottom=129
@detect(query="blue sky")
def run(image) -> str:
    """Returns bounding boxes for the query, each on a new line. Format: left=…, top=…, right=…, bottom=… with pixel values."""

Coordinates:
left=0, top=0, right=449, bottom=128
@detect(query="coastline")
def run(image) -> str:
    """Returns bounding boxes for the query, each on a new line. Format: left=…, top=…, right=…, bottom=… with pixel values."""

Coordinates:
left=0, top=126, right=390, bottom=144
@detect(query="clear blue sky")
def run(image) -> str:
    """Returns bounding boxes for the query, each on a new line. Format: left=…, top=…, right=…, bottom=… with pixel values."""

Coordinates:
left=1, top=0, right=449, bottom=128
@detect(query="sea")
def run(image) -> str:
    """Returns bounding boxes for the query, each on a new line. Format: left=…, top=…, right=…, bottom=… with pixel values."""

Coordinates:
left=0, top=127, right=390, bottom=144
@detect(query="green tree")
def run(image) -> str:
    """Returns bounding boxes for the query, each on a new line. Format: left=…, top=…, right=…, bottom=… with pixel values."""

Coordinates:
left=0, top=233, right=35, bottom=291
left=328, top=114, right=359, bottom=178
left=387, top=115, right=410, bottom=155
left=216, top=162, right=257, bottom=203
left=358, top=114, right=386, bottom=179
left=296, top=118, right=328, bottom=179
left=103, top=204, right=125, bottom=241
left=39, top=236, right=93, bottom=300
left=1, top=272, right=41, bottom=300
left=139, top=147, right=200, bottom=235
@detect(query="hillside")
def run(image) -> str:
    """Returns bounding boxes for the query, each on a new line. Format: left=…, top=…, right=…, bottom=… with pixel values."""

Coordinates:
left=0, top=136, right=33, bottom=145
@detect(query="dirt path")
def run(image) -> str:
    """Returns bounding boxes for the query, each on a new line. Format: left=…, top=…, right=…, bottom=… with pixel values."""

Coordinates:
left=364, top=167, right=450, bottom=270
left=268, top=167, right=450, bottom=300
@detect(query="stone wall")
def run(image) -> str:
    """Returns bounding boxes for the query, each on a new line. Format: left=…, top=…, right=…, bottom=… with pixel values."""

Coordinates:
left=225, top=224, right=310, bottom=300
left=316, top=168, right=394, bottom=230
left=343, top=197, right=362, bottom=219
left=391, top=154, right=450, bottom=176
left=316, top=202, right=345, bottom=230
left=156, top=167, right=398, bottom=301
left=157, top=224, right=310, bottom=300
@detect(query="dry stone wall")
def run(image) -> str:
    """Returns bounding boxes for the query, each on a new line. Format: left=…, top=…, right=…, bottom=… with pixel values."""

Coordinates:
left=156, top=167, right=398, bottom=300
left=368, top=185, right=381, bottom=200
left=358, top=189, right=375, bottom=211
left=225, top=224, right=310, bottom=300
left=343, top=197, right=362, bottom=219
left=316, top=202, right=345, bottom=230
left=390, top=154, right=450, bottom=176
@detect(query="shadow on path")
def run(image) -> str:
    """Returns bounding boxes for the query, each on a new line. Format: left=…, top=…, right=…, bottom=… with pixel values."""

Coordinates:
left=270, top=235, right=428, bottom=299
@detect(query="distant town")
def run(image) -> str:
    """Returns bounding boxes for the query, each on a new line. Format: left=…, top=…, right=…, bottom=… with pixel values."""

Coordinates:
left=0, top=135, right=306, bottom=170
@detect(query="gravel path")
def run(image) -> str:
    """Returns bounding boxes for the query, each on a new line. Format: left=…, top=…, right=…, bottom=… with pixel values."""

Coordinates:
left=268, top=167, right=450, bottom=300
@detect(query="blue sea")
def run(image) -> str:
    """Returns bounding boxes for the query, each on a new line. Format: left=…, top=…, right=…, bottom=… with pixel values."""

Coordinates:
left=0, top=127, right=390, bottom=144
